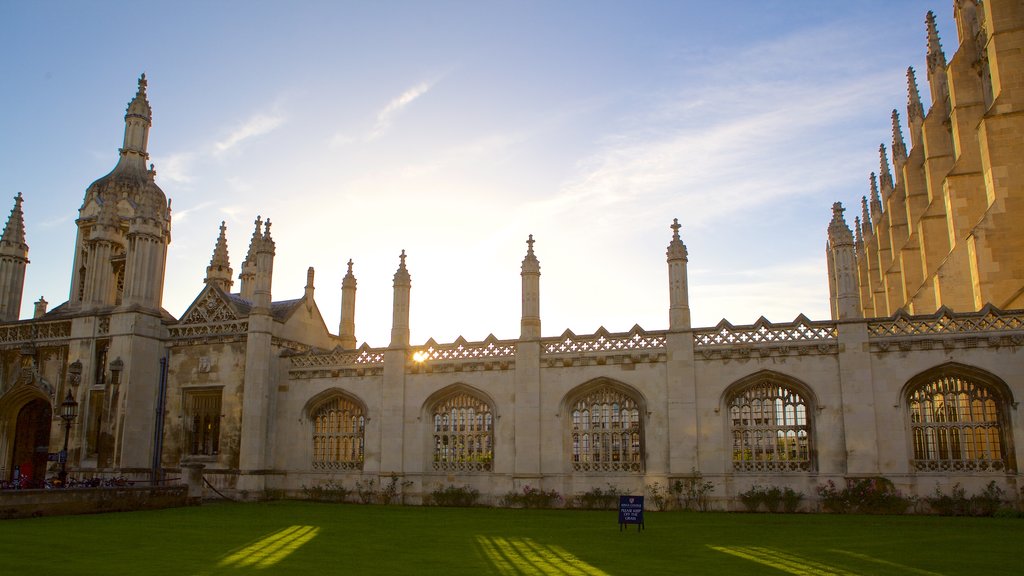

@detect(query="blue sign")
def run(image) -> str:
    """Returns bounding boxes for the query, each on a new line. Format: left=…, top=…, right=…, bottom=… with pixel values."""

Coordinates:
left=618, top=495, right=644, bottom=531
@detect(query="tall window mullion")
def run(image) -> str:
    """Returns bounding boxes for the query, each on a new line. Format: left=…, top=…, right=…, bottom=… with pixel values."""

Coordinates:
left=908, top=374, right=1008, bottom=472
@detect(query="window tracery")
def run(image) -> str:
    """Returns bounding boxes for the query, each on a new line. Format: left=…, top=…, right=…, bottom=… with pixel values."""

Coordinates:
left=185, top=389, right=221, bottom=457
left=908, top=372, right=1009, bottom=472
left=728, top=379, right=812, bottom=472
left=431, top=391, right=493, bottom=471
left=569, top=384, right=643, bottom=472
left=311, top=395, right=364, bottom=470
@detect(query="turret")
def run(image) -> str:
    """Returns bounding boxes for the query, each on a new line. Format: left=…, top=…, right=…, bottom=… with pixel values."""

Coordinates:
left=204, top=221, right=233, bottom=292
left=827, top=203, right=860, bottom=320
left=390, top=250, right=411, bottom=349
left=0, top=193, right=29, bottom=321
left=339, top=259, right=357, bottom=349
left=520, top=235, right=541, bottom=339
left=252, top=219, right=275, bottom=312
left=70, top=75, right=170, bottom=311
left=666, top=218, right=690, bottom=330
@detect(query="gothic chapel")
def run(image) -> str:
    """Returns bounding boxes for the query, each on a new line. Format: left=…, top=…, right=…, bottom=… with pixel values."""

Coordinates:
left=1, top=2, right=1022, bottom=508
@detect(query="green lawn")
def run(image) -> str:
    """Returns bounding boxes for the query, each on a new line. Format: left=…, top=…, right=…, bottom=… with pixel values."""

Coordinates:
left=2, top=502, right=1022, bottom=575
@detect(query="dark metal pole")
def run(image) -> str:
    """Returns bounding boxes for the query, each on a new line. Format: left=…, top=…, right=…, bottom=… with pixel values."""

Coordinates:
left=59, top=419, right=71, bottom=484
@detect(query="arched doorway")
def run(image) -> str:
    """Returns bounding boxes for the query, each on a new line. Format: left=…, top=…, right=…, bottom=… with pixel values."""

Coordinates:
left=11, top=399, right=51, bottom=486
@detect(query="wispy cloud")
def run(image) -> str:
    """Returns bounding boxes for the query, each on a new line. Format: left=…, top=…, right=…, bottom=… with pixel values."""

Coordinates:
left=215, top=112, right=286, bottom=154
left=152, top=152, right=195, bottom=184
left=171, top=200, right=215, bottom=224
left=369, top=81, right=433, bottom=139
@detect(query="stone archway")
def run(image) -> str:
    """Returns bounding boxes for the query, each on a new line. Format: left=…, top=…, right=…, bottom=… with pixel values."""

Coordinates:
left=11, top=399, right=51, bottom=485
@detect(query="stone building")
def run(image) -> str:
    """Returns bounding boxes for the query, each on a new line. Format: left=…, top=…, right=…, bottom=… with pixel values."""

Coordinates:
left=0, top=1, right=1021, bottom=507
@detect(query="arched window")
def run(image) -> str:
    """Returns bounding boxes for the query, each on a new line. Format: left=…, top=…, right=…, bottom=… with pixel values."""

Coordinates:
left=727, top=376, right=812, bottom=472
left=431, top=391, right=493, bottom=471
left=569, top=383, right=643, bottom=472
left=907, top=370, right=1011, bottom=472
left=311, top=395, right=364, bottom=470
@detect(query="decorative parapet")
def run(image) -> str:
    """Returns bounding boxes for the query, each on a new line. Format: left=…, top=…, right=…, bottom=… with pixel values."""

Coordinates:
left=168, top=321, right=248, bottom=345
left=693, top=315, right=838, bottom=360
left=541, top=325, right=667, bottom=367
left=409, top=335, right=516, bottom=373
left=0, top=320, right=72, bottom=344
left=288, top=343, right=386, bottom=379
left=867, top=306, right=1024, bottom=352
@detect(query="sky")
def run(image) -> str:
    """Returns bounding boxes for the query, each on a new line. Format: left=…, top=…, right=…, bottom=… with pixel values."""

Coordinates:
left=0, top=1, right=957, bottom=348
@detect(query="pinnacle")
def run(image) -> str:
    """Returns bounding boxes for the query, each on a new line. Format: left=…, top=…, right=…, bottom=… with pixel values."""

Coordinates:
left=0, top=192, right=27, bottom=250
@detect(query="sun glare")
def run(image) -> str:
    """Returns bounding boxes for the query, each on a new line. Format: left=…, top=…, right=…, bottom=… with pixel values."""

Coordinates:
left=218, top=525, right=320, bottom=569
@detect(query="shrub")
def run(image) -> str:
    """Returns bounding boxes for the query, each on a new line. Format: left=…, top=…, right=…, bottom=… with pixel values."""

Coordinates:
left=429, top=484, right=480, bottom=507
left=781, top=487, right=804, bottom=513
left=673, top=470, right=715, bottom=511
left=646, top=482, right=671, bottom=511
left=927, top=483, right=969, bottom=516
left=764, top=487, right=783, bottom=513
left=574, top=484, right=621, bottom=510
left=738, top=485, right=766, bottom=512
left=303, top=480, right=351, bottom=503
left=354, top=474, right=412, bottom=505
left=970, top=481, right=1006, bottom=517
left=500, top=485, right=562, bottom=509
left=817, top=477, right=911, bottom=514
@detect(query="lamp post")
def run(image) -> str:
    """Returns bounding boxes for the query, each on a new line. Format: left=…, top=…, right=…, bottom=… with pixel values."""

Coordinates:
left=58, top=390, right=79, bottom=486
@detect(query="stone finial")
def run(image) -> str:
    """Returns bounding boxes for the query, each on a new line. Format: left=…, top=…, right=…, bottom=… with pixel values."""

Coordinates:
left=205, top=220, right=233, bottom=291
left=869, top=173, right=882, bottom=222
left=926, top=11, right=946, bottom=70
left=891, top=110, right=907, bottom=166
left=343, top=259, right=357, bottom=287
left=854, top=216, right=863, bottom=249
left=666, top=218, right=687, bottom=261
left=0, top=193, right=28, bottom=251
left=878, top=144, right=894, bottom=191
left=521, top=235, right=540, bottom=274
left=394, top=250, right=411, bottom=284
left=827, top=202, right=854, bottom=246
left=243, top=216, right=262, bottom=265
left=861, top=195, right=872, bottom=236
left=33, top=296, right=47, bottom=319
left=906, top=67, right=925, bottom=120
left=305, top=266, right=315, bottom=302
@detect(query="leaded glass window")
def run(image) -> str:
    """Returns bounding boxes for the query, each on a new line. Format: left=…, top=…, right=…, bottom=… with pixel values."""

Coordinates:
left=908, top=373, right=1008, bottom=472
left=569, top=385, right=643, bottom=472
left=728, top=380, right=811, bottom=472
left=185, top=389, right=221, bottom=456
left=312, top=396, right=365, bottom=470
left=431, top=392, right=493, bottom=471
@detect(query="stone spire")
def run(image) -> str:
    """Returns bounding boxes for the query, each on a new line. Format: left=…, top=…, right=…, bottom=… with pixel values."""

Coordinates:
left=520, top=235, right=541, bottom=339
left=0, top=193, right=29, bottom=321
left=239, top=216, right=262, bottom=301
left=860, top=196, right=873, bottom=238
left=390, top=250, right=411, bottom=349
left=869, top=173, right=883, bottom=222
left=204, top=221, right=233, bottom=292
left=878, top=144, right=894, bottom=193
left=121, top=74, right=152, bottom=165
left=826, top=203, right=860, bottom=320
left=339, top=259, right=357, bottom=349
left=925, top=11, right=949, bottom=113
left=854, top=216, right=863, bottom=254
left=891, top=110, right=907, bottom=172
left=666, top=218, right=690, bottom=330
left=906, top=67, right=925, bottom=148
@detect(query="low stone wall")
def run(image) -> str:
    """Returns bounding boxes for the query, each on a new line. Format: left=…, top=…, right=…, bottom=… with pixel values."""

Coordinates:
left=0, top=485, right=192, bottom=519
